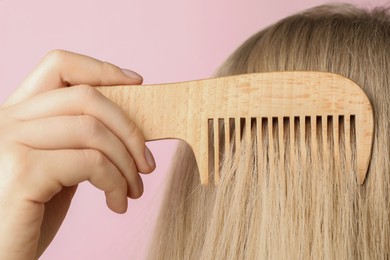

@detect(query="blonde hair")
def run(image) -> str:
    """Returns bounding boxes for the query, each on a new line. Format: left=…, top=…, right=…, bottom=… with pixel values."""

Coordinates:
left=149, top=4, right=390, bottom=259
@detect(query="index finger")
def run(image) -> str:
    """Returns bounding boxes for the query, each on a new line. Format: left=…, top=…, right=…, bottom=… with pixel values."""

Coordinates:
left=4, top=50, right=143, bottom=106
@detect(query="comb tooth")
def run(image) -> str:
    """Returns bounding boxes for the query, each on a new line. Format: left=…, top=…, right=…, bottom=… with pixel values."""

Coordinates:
left=246, top=117, right=251, bottom=143
left=305, top=117, right=311, bottom=162
left=300, top=116, right=307, bottom=163
left=339, top=115, right=346, bottom=172
left=214, top=118, right=220, bottom=184
left=225, top=117, right=230, bottom=163
left=268, top=117, right=275, bottom=174
left=333, top=115, right=340, bottom=167
left=207, top=118, right=214, bottom=184
left=283, top=117, right=290, bottom=202
left=351, top=115, right=369, bottom=184
left=218, top=118, right=226, bottom=183
left=235, top=117, right=241, bottom=157
left=257, top=117, right=262, bottom=185
left=200, top=119, right=209, bottom=185
left=246, top=117, right=251, bottom=155
left=327, top=115, right=334, bottom=164
left=290, top=117, right=295, bottom=173
left=345, top=115, right=351, bottom=175
left=278, top=116, right=285, bottom=172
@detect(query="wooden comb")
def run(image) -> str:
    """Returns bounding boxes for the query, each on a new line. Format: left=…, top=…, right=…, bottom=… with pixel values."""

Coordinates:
left=97, top=71, right=374, bottom=185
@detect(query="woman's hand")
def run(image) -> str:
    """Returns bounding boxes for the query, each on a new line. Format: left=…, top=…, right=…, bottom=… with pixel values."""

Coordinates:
left=0, top=50, right=156, bottom=259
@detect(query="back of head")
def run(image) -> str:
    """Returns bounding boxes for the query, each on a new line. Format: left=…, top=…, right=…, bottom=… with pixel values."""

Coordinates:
left=149, top=4, right=390, bottom=259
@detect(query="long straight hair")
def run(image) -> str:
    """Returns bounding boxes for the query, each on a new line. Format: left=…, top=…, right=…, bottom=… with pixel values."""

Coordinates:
left=149, top=4, right=390, bottom=259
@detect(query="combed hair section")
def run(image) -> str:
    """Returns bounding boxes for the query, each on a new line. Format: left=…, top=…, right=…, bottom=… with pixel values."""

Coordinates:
left=149, top=3, right=390, bottom=259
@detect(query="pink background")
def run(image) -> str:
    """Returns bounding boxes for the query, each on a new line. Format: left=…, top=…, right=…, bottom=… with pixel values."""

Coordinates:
left=0, top=0, right=387, bottom=259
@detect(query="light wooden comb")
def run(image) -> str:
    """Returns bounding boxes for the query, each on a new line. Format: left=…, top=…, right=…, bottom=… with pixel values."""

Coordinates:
left=97, top=71, right=374, bottom=185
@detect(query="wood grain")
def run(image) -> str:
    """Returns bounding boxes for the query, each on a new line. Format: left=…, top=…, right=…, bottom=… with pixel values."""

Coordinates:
left=97, top=71, right=374, bottom=185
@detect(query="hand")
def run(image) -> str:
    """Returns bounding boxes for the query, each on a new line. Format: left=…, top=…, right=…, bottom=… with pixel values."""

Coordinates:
left=0, top=50, right=156, bottom=259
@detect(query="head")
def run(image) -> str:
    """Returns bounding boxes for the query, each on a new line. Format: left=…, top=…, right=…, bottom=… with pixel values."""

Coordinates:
left=150, top=3, right=390, bottom=259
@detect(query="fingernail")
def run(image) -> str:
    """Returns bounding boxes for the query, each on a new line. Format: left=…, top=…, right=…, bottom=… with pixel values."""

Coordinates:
left=137, top=175, right=144, bottom=198
left=121, top=68, right=143, bottom=80
left=144, top=145, right=156, bottom=169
